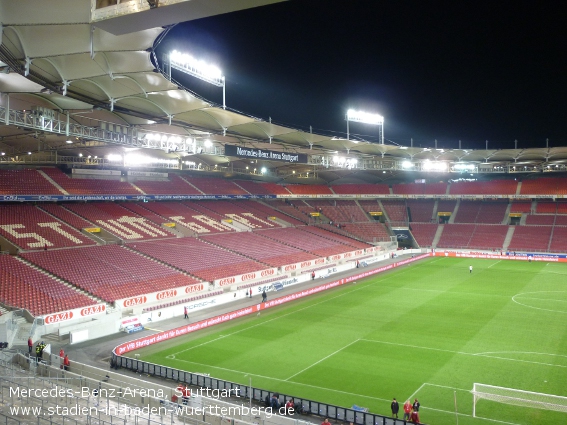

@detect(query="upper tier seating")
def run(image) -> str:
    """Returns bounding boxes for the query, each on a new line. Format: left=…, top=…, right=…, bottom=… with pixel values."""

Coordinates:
left=257, top=182, right=291, bottom=195
left=40, top=168, right=139, bottom=195
left=262, top=200, right=311, bottom=224
left=507, top=226, right=552, bottom=252
left=449, top=179, right=518, bottom=195
left=285, top=184, right=334, bottom=195
left=227, top=200, right=305, bottom=225
left=136, top=202, right=233, bottom=234
left=188, top=176, right=248, bottom=195
left=510, top=202, right=532, bottom=213
left=381, top=200, right=408, bottom=223
left=0, top=169, right=60, bottom=195
left=63, top=203, right=173, bottom=240
left=0, top=255, right=97, bottom=316
left=520, top=177, right=567, bottom=195
left=202, top=232, right=317, bottom=267
left=193, top=200, right=279, bottom=229
left=118, top=202, right=171, bottom=226
left=257, top=227, right=356, bottom=257
left=557, top=201, right=567, bottom=214
left=358, top=200, right=382, bottom=214
left=407, top=200, right=435, bottom=222
left=0, top=205, right=95, bottom=249
left=301, top=226, right=370, bottom=249
left=410, top=223, right=438, bottom=247
left=331, top=184, right=390, bottom=195
left=555, top=215, right=567, bottom=226
left=22, top=245, right=200, bottom=303
left=130, top=238, right=266, bottom=282
left=437, top=200, right=457, bottom=216
left=233, top=180, right=274, bottom=195
left=454, top=201, right=508, bottom=224
left=309, top=200, right=369, bottom=223
left=338, top=222, right=391, bottom=243
left=536, top=202, right=557, bottom=214
left=393, top=182, right=447, bottom=195
left=133, top=174, right=201, bottom=195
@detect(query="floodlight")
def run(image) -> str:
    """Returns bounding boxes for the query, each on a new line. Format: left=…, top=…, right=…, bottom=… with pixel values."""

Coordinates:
left=0, top=152, right=4, bottom=156
left=261, top=167, right=267, bottom=174
left=402, top=160, right=413, bottom=169
left=107, top=154, right=122, bottom=162
left=204, top=139, right=212, bottom=148
left=345, top=108, right=384, bottom=144
left=66, top=139, right=73, bottom=144
left=167, top=50, right=226, bottom=108
left=78, top=153, right=83, bottom=157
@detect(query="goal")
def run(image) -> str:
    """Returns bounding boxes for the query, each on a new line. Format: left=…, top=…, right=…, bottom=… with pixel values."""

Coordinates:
left=472, top=383, right=567, bottom=417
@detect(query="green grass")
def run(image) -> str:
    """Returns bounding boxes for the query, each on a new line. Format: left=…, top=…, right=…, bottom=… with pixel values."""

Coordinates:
left=132, top=257, right=567, bottom=425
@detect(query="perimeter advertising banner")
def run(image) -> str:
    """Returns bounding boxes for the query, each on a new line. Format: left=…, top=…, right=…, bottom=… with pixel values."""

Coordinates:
left=224, top=144, right=308, bottom=164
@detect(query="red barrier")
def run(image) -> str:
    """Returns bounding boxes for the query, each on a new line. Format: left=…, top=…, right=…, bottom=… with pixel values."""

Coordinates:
left=114, top=253, right=431, bottom=355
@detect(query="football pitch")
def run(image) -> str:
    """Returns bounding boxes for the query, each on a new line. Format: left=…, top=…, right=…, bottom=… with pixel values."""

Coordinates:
left=132, top=257, right=567, bottom=425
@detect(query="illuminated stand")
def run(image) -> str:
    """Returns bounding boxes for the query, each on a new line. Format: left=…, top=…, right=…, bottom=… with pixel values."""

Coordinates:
left=346, top=109, right=384, bottom=144
left=164, top=50, right=226, bottom=109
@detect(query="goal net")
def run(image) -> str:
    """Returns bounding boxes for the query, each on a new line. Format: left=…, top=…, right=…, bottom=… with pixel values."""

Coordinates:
left=472, top=383, right=567, bottom=417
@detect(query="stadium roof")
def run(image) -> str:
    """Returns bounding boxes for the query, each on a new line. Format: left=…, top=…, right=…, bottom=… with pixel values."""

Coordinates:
left=1, top=0, right=567, bottom=181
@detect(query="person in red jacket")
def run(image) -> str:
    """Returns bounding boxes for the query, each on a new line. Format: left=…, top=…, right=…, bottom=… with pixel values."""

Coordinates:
left=28, top=337, right=33, bottom=354
left=59, top=348, right=65, bottom=358
left=403, top=400, right=412, bottom=421
left=410, top=410, right=420, bottom=423
left=63, top=354, right=70, bottom=371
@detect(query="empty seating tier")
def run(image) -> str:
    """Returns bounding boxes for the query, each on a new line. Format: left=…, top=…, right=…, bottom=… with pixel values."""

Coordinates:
left=510, top=202, right=532, bottom=213
left=393, top=182, right=447, bottom=195
left=202, top=232, right=317, bottom=267
left=449, top=179, right=518, bottom=195
left=302, top=226, right=370, bottom=249
left=550, top=227, right=567, bottom=253
left=407, top=200, right=436, bottom=222
left=436, top=224, right=476, bottom=249
left=257, top=227, right=358, bottom=257
left=333, top=222, right=390, bottom=243
left=454, top=201, right=508, bottom=224
left=130, top=238, right=266, bottom=282
left=63, top=203, right=173, bottom=240
left=257, top=182, right=291, bottom=195
left=285, top=184, right=333, bottom=195
left=133, top=174, right=201, bottom=195
left=507, top=226, right=552, bottom=252
left=331, top=184, right=390, bottom=195
left=520, top=177, right=567, bottom=195
left=0, top=169, right=60, bottom=195
left=22, top=245, right=199, bottom=303
left=381, top=200, right=408, bottom=224
left=410, top=223, right=438, bottom=247
left=233, top=180, right=273, bottom=195
left=188, top=176, right=248, bottom=195
left=40, top=168, right=139, bottom=195
left=193, top=200, right=278, bottom=229
left=0, top=255, right=97, bottom=316
left=0, top=205, right=95, bottom=249
left=309, top=200, right=370, bottom=223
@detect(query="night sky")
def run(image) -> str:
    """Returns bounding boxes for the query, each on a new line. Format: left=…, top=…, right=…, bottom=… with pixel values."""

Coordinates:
left=155, top=1, right=567, bottom=150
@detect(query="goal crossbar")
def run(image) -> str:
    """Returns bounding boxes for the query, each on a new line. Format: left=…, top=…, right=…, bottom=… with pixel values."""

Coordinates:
left=472, top=383, right=567, bottom=417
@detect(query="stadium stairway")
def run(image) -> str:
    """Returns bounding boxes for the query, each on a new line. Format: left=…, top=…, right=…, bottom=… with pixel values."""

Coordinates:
left=37, top=169, right=68, bottom=194
left=503, top=227, right=516, bottom=251
left=376, top=200, right=391, bottom=222
left=431, top=200, right=439, bottom=221
left=432, top=224, right=444, bottom=248
left=178, top=175, right=206, bottom=194
left=502, top=203, right=512, bottom=224
left=448, top=200, right=460, bottom=223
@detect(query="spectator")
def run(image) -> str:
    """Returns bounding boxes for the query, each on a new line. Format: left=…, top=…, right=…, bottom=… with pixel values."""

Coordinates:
left=469, top=265, right=473, bottom=274
left=262, top=290, right=267, bottom=302
left=412, top=398, right=420, bottom=412
left=410, top=409, right=420, bottom=423
left=311, top=271, right=315, bottom=280
left=184, top=306, right=188, bottom=319
left=391, top=398, right=399, bottom=418
left=321, top=419, right=331, bottom=425
left=285, top=399, right=295, bottom=415
left=59, top=348, right=65, bottom=358
left=270, top=394, right=280, bottom=410
left=28, top=337, right=33, bottom=354
left=403, top=400, right=412, bottom=421
left=63, top=354, right=70, bottom=371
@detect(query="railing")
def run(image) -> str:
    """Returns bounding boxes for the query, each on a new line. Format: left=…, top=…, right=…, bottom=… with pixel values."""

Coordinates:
left=110, top=354, right=409, bottom=425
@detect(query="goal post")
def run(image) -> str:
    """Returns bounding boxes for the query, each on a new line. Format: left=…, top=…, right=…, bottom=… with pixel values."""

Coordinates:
left=472, top=383, right=567, bottom=417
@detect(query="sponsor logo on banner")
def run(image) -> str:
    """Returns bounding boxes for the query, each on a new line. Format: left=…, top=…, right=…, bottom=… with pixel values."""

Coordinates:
left=330, top=254, right=342, bottom=261
left=156, top=289, right=177, bottom=300
left=261, top=269, right=275, bottom=277
left=315, top=258, right=326, bottom=265
left=343, top=252, right=353, bottom=258
left=45, top=311, right=73, bottom=324
left=355, top=250, right=363, bottom=256
left=283, top=264, right=297, bottom=272
left=300, top=261, right=313, bottom=268
left=185, top=283, right=204, bottom=293
left=241, top=273, right=256, bottom=282
left=80, top=304, right=106, bottom=317
left=123, top=296, right=147, bottom=307
left=218, top=277, right=236, bottom=286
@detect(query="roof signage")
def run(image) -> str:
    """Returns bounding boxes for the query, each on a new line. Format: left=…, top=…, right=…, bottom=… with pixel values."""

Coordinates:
left=225, top=145, right=307, bottom=164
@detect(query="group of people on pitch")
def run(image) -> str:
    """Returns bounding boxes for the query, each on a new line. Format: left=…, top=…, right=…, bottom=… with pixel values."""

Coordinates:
left=391, top=398, right=420, bottom=423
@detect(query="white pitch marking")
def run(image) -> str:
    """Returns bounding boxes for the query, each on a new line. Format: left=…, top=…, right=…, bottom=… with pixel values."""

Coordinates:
left=284, top=339, right=360, bottom=381
left=487, top=260, right=501, bottom=268
left=406, top=382, right=426, bottom=401
left=360, top=339, right=567, bottom=369
left=423, top=382, right=472, bottom=392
